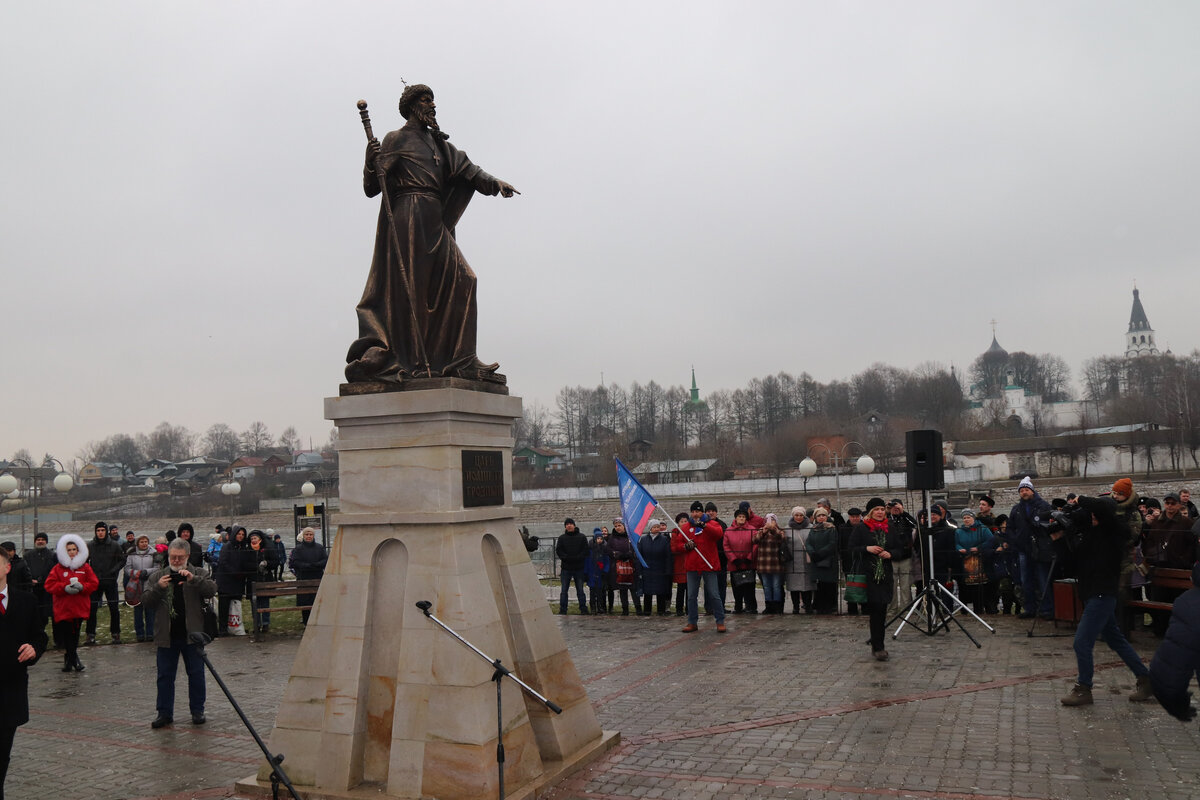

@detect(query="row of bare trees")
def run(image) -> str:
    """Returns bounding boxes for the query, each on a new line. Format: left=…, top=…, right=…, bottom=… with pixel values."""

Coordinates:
left=61, top=421, right=309, bottom=477
left=516, top=351, right=1200, bottom=485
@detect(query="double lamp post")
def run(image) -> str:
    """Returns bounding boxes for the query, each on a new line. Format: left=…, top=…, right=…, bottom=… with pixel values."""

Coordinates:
left=0, top=458, right=74, bottom=550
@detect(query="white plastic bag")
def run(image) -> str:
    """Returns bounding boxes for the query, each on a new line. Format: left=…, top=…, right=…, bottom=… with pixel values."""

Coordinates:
left=228, top=598, right=246, bottom=636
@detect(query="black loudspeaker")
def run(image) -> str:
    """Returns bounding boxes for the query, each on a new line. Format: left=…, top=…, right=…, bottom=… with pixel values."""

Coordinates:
left=905, top=429, right=944, bottom=490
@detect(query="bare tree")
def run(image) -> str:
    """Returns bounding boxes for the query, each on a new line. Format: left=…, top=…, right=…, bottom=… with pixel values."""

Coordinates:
left=202, top=424, right=240, bottom=462
left=145, top=422, right=196, bottom=462
left=241, top=421, right=273, bottom=457
left=278, top=426, right=301, bottom=454
left=94, top=433, right=144, bottom=476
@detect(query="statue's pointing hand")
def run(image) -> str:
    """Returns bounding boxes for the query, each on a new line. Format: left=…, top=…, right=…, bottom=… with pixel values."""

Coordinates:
left=498, top=181, right=520, bottom=198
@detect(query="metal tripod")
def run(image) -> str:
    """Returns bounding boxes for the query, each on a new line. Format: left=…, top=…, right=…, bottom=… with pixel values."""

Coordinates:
left=887, top=489, right=995, bottom=647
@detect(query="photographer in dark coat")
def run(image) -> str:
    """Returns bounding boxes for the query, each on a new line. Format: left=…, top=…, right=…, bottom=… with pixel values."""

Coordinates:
left=1059, top=495, right=1153, bottom=706
left=142, top=539, right=217, bottom=728
left=288, top=527, right=328, bottom=624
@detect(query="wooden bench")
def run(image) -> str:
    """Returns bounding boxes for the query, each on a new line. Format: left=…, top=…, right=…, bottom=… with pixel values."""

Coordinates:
left=1128, top=567, right=1193, bottom=614
left=249, top=579, right=322, bottom=634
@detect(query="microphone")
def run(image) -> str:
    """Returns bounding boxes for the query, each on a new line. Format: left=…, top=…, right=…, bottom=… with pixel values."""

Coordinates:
left=415, top=600, right=433, bottom=616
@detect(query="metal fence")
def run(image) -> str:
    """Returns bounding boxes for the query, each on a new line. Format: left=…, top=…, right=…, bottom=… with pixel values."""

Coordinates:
left=513, top=467, right=983, bottom=504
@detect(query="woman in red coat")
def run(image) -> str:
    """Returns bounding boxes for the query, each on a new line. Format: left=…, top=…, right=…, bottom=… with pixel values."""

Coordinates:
left=43, top=534, right=99, bottom=673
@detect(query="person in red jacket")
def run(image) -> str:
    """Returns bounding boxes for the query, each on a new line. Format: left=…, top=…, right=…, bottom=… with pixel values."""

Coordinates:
left=671, top=500, right=726, bottom=633
left=43, top=534, right=99, bottom=673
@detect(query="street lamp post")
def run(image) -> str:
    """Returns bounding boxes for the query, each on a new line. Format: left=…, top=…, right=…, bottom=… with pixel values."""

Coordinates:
left=221, top=480, right=242, bottom=531
left=797, top=442, right=875, bottom=511
left=0, top=458, right=74, bottom=551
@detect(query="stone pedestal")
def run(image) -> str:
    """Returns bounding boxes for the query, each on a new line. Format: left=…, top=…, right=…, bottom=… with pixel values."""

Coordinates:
left=237, top=388, right=614, bottom=800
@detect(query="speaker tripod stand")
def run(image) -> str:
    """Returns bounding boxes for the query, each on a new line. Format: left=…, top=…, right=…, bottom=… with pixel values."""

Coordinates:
left=887, top=490, right=995, bottom=647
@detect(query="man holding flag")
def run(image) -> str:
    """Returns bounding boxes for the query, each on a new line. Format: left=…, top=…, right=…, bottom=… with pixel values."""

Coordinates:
left=672, top=501, right=727, bottom=634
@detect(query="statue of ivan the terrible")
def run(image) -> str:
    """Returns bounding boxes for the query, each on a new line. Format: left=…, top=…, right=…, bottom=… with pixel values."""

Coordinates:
left=345, top=84, right=517, bottom=385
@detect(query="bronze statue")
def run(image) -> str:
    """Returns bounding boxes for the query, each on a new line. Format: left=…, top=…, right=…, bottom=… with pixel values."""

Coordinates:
left=345, top=85, right=518, bottom=385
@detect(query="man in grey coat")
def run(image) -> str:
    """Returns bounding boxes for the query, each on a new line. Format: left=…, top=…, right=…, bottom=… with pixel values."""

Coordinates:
left=143, top=538, right=216, bottom=729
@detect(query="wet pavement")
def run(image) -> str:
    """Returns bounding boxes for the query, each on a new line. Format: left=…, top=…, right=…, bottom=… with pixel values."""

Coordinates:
left=9, top=610, right=1200, bottom=800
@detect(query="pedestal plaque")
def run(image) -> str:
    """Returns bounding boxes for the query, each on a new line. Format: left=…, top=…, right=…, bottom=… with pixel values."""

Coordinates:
left=238, top=387, right=615, bottom=800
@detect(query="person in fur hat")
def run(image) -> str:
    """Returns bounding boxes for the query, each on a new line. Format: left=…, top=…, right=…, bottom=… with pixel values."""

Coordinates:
left=43, top=534, right=98, bottom=672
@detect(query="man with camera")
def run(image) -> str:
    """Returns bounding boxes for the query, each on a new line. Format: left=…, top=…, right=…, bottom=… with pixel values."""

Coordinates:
left=1059, top=495, right=1153, bottom=706
left=142, top=538, right=217, bottom=729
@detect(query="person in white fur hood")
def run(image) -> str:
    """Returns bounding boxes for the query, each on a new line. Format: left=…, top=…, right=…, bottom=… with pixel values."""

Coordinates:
left=44, top=534, right=98, bottom=673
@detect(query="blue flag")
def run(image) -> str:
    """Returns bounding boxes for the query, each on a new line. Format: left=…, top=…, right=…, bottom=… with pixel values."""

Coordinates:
left=615, top=457, right=655, bottom=568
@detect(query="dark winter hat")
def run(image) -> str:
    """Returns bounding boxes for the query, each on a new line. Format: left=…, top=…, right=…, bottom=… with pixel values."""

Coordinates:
left=847, top=507, right=863, bottom=516
left=889, top=498, right=904, bottom=507
left=1112, top=478, right=1134, bottom=497
left=675, top=512, right=690, bottom=524
left=1066, top=493, right=1078, bottom=501
left=690, top=501, right=705, bottom=512
left=0, top=542, right=14, bottom=553
left=593, top=528, right=603, bottom=537
left=564, top=518, right=576, bottom=527
left=1164, top=492, right=1181, bottom=503
left=733, top=508, right=748, bottom=519
left=979, top=495, right=995, bottom=507
left=738, top=501, right=752, bottom=512
left=34, top=532, right=48, bottom=542
left=178, top=522, right=195, bottom=537
left=94, top=521, right=107, bottom=532
left=930, top=502, right=948, bottom=516
left=1143, top=497, right=1162, bottom=510
left=960, top=508, right=976, bottom=521
left=704, top=501, right=719, bottom=513
left=864, top=497, right=887, bottom=513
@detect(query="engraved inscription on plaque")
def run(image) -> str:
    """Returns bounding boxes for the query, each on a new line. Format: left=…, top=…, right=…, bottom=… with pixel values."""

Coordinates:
left=462, top=450, right=504, bottom=507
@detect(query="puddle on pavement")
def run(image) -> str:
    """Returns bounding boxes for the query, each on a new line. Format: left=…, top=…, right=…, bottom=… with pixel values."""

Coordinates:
left=42, top=687, right=81, bottom=699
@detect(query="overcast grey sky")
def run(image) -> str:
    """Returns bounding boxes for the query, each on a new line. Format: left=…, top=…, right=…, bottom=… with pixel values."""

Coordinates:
left=2, top=1, right=1197, bottom=464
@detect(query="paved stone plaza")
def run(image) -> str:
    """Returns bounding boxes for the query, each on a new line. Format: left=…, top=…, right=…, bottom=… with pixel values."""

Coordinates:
left=9, top=611, right=1200, bottom=800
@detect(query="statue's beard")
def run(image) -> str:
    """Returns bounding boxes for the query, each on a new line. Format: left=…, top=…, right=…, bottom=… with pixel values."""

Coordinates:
left=416, top=109, right=444, bottom=138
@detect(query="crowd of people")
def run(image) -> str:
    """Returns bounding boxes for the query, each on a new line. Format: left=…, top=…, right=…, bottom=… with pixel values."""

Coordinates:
left=2, top=521, right=328, bottom=671
left=553, top=480, right=1200, bottom=678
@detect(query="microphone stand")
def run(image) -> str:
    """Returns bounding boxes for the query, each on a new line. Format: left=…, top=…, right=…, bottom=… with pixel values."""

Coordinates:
left=415, top=600, right=562, bottom=800
left=189, top=633, right=302, bottom=800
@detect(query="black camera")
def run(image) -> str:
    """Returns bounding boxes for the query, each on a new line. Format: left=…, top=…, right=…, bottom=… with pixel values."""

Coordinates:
left=169, top=571, right=187, bottom=584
